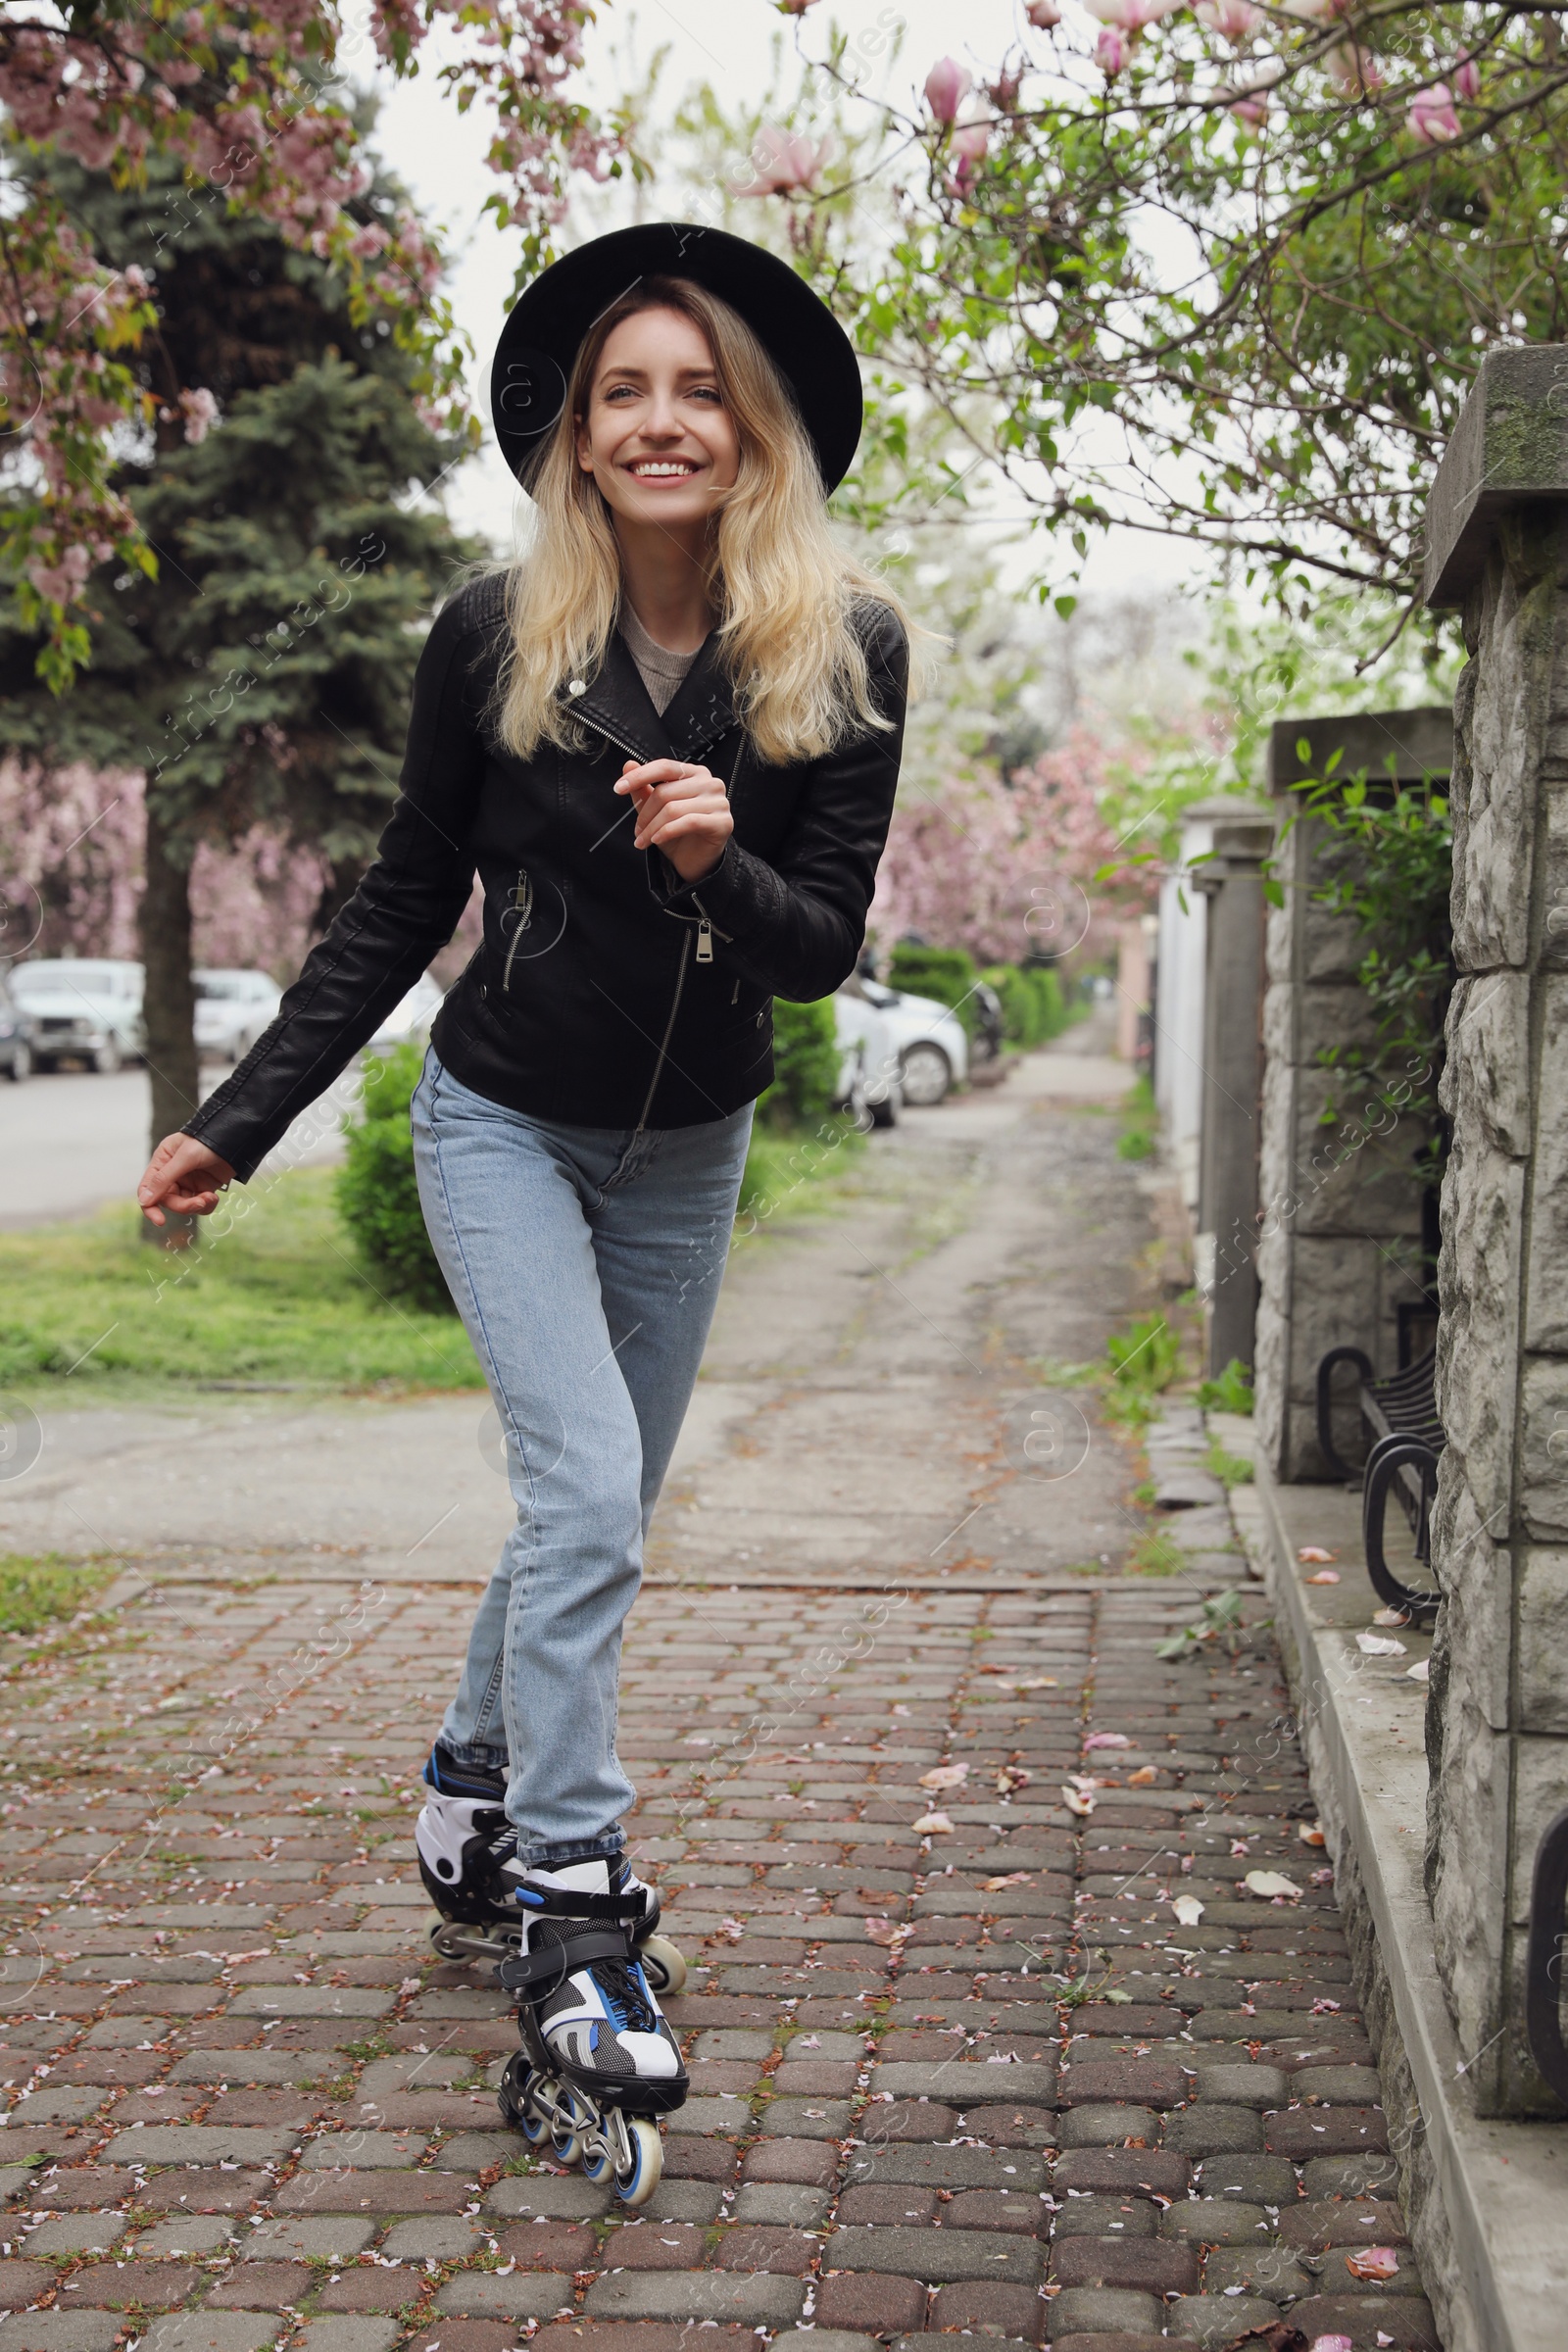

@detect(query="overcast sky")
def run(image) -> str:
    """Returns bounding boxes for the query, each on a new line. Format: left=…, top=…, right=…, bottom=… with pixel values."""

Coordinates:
left=359, top=0, right=1198, bottom=598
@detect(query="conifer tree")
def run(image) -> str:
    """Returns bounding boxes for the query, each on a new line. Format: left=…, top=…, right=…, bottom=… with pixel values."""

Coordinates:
left=0, top=127, right=483, bottom=1200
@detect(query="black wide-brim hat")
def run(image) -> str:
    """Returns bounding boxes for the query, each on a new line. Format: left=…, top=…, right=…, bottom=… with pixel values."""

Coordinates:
left=490, top=221, right=863, bottom=495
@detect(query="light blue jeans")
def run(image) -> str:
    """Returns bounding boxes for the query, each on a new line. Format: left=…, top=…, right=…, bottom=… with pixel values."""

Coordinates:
left=411, top=1052, right=753, bottom=1866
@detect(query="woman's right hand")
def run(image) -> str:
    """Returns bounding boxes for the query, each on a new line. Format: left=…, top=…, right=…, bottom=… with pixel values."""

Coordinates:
left=137, top=1134, right=237, bottom=1227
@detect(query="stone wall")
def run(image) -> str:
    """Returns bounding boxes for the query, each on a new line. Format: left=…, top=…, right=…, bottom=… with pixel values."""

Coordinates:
left=1252, top=711, right=1450, bottom=1483
left=1423, top=366, right=1568, bottom=2108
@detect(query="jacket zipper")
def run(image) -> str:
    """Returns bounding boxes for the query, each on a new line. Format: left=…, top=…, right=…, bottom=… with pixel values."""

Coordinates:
left=636, top=931, right=691, bottom=1133
left=501, top=868, right=533, bottom=994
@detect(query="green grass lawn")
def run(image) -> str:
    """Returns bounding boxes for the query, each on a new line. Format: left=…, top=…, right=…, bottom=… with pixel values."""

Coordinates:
left=0, top=1122, right=867, bottom=1400
left=0, top=1552, right=121, bottom=1638
left=0, top=1167, right=483, bottom=1396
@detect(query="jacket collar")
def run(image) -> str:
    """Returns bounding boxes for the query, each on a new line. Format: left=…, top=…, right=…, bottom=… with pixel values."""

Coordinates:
left=567, top=626, right=738, bottom=766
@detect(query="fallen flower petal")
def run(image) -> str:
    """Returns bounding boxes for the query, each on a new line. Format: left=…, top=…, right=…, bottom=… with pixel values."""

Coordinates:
left=1245, top=1869, right=1303, bottom=1899
left=995, top=1766, right=1033, bottom=1792
left=1372, top=1605, right=1411, bottom=1628
left=1298, top=1546, right=1336, bottom=1563
left=912, top=1811, right=955, bottom=1835
left=1062, top=1787, right=1096, bottom=1817
left=1128, top=1765, right=1158, bottom=1786
left=1171, top=1893, right=1204, bottom=1926
left=1298, top=1820, right=1327, bottom=1846
left=920, top=1763, right=969, bottom=1789
left=1346, top=2246, right=1400, bottom=2281
left=863, top=1918, right=907, bottom=1946
left=1356, top=1632, right=1407, bottom=1656
left=981, top=1872, right=1032, bottom=1890
left=1406, top=1657, right=1431, bottom=1683
left=1306, top=1570, right=1342, bottom=1585
left=1015, top=1676, right=1059, bottom=1690
left=1085, top=1732, right=1132, bottom=1749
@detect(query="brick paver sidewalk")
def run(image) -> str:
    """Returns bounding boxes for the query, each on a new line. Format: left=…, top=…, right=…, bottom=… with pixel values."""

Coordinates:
left=0, top=1566, right=1438, bottom=2352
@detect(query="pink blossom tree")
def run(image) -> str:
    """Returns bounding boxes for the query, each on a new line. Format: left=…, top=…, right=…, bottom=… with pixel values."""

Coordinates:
left=871, top=729, right=1157, bottom=969
left=1, top=0, right=623, bottom=691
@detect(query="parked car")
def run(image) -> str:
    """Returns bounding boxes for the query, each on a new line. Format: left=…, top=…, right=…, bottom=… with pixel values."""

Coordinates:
left=858, top=977, right=969, bottom=1106
left=833, top=982, right=905, bottom=1127
left=194, top=967, right=284, bottom=1063
left=8, top=958, right=145, bottom=1072
left=0, top=968, right=34, bottom=1081
left=368, top=972, right=445, bottom=1053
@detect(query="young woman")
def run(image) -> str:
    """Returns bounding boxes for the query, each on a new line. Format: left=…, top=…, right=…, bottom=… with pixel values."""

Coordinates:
left=136, top=222, right=910, bottom=2176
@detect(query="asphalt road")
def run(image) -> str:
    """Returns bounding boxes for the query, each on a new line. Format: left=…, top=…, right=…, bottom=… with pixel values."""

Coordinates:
left=0, top=1061, right=348, bottom=1230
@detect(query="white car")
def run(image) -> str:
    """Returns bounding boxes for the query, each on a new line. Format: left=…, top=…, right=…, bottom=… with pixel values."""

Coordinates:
left=194, top=967, right=283, bottom=1063
left=833, top=983, right=905, bottom=1127
left=9, top=958, right=144, bottom=1073
left=368, top=972, right=445, bottom=1052
left=851, top=978, right=969, bottom=1107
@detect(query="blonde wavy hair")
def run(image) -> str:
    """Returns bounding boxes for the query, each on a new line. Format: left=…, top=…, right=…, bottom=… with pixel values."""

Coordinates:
left=481, top=275, right=910, bottom=767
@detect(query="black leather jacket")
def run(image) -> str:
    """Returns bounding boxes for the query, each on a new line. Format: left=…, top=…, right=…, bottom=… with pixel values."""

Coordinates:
left=186, top=571, right=909, bottom=1180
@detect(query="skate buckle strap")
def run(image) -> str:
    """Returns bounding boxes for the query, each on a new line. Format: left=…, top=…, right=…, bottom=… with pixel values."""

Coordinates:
left=512, top=1883, right=653, bottom=1925
left=498, top=1929, right=636, bottom=2001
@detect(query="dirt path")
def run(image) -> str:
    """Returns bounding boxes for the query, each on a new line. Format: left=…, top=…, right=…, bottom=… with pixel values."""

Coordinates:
left=0, top=1035, right=1439, bottom=2352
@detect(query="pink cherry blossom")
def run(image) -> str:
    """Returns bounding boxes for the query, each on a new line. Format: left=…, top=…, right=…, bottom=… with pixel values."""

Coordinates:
left=1453, top=50, right=1481, bottom=100
left=925, top=57, right=972, bottom=125
left=1097, top=26, right=1130, bottom=74
left=178, top=386, right=219, bottom=443
left=738, top=122, right=834, bottom=197
left=1025, top=0, right=1061, bottom=25
left=1407, top=81, right=1460, bottom=143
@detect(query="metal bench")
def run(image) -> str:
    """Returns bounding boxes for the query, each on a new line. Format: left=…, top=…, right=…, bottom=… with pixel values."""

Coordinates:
left=1315, top=1342, right=1445, bottom=1622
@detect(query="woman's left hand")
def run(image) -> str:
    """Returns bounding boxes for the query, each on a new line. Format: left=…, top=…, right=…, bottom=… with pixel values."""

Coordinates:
left=614, top=759, right=733, bottom=883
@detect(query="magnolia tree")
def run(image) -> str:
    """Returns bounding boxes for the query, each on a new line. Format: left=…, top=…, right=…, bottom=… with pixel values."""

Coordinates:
left=870, top=728, right=1156, bottom=968
left=1, top=0, right=623, bottom=689
left=774, top=0, right=1568, bottom=609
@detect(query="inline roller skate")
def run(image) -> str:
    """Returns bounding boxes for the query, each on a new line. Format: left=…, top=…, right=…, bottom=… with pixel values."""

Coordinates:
left=416, top=1744, right=686, bottom=1993
left=495, top=1856, right=686, bottom=2206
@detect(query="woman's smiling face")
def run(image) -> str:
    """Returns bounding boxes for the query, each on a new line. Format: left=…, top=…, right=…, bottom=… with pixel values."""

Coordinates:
left=575, top=306, right=741, bottom=536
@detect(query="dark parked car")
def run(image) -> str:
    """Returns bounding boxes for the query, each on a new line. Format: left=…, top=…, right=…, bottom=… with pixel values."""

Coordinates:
left=0, top=968, right=34, bottom=1080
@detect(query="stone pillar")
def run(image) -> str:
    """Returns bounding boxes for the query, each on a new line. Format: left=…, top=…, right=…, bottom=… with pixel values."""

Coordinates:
left=1422, top=347, right=1568, bottom=2115
left=1154, top=797, right=1272, bottom=1223
left=1194, top=816, right=1273, bottom=1376
left=1252, top=712, right=1450, bottom=1481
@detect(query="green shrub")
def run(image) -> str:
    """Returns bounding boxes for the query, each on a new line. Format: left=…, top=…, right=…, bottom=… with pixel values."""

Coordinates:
left=888, top=943, right=980, bottom=1035
left=335, top=1044, right=455, bottom=1314
left=979, top=961, right=1068, bottom=1048
left=1197, top=1357, right=1255, bottom=1415
left=1117, top=1074, right=1157, bottom=1159
left=758, top=998, right=841, bottom=1132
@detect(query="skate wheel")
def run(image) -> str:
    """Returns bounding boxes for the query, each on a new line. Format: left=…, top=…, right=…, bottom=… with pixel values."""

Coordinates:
left=498, top=2053, right=544, bottom=2139
left=428, top=1918, right=471, bottom=1963
left=637, top=1935, right=687, bottom=1996
left=615, top=2117, right=662, bottom=2207
left=550, top=2084, right=592, bottom=2167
